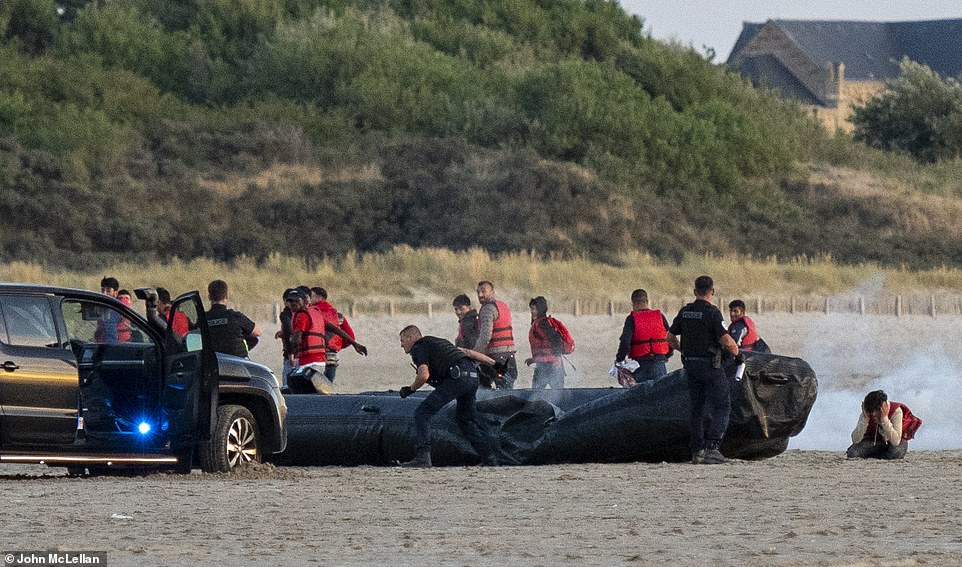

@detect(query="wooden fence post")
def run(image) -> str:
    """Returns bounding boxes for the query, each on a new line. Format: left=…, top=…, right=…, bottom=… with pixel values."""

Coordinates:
left=574, top=299, right=581, bottom=317
left=895, top=295, right=902, bottom=317
left=824, top=297, right=830, bottom=314
left=930, top=295, right=936, bottom=317
left=859, top=297, right=865, bottom=316
left=272, top=302, right=280, bottom=325
left=389, top=301, right=395, bottom=317
left=349, top=302, right=356, bottom=318
left=608, top=300, right=615, bottom=316
left=427, top=302, right=433, bottom=318
left=755, top=297, right=762, bottom=315
left=790, top=296, right=796, bottom=314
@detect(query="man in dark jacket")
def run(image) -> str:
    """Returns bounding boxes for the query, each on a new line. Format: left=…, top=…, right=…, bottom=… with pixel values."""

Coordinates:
left=452, top=294, right=479, bottom=349
left=397, top=325, right=497, bottom=467
left=667, top=276, right=740, bottom=465
left=205, top=280, right=261, bottom=358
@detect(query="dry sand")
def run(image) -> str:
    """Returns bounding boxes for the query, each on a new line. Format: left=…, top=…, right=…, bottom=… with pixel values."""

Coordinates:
left=3, top=313, right=961, bottom=565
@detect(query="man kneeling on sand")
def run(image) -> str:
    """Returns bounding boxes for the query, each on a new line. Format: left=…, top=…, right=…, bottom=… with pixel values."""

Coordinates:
left=847, top=390, right=922, bottom=460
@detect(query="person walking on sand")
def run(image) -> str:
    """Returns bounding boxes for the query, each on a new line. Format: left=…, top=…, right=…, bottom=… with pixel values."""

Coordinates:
left=847, top=390, right=922, bottom=460
left=666, top=276, right=740, bottom=465
left=473, top=281, right=517, bottom=389
left=452, top=294, right=479, bottom=349
left=524, top=296, right=573, bottom=390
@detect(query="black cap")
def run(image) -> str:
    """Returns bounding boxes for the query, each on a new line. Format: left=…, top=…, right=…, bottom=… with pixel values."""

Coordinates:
left=284, top=288, right=304, bottom=301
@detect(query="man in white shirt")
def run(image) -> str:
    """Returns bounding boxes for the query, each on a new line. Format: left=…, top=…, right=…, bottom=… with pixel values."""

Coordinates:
left=847, top=390, right=921, bottom=460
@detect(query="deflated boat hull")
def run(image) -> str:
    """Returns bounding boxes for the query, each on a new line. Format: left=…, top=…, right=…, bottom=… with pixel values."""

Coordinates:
left=271, top=353, right=817, bottom=466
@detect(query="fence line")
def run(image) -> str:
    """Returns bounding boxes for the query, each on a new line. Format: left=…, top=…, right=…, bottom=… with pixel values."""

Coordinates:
left=236, top=294, right=962, bottom=324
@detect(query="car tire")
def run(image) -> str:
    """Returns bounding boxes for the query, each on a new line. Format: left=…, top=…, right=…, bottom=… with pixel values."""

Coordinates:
left=199, top=404, right=261, bottom=473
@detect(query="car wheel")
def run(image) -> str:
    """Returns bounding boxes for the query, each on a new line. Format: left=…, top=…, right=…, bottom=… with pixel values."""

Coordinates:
left=66, top=466, right=87, bottom=477
left=199, top=404, right=261, bottom=473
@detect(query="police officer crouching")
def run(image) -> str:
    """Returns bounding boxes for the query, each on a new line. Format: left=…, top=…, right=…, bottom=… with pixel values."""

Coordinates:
left=398, top=325, right=498, bottom=467
left=667, top=276, right=741, bottom=465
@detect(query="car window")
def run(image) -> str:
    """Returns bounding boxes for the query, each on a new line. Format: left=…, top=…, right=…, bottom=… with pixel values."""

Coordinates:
left=61, top=299, right=155, bottom=347
left=0, top=295, right=60, bottom=348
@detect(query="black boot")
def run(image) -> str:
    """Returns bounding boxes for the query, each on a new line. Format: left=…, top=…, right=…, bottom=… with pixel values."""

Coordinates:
left=400, top=450, right=432, bottom=468
left=702, top=448, right=727, bottom=465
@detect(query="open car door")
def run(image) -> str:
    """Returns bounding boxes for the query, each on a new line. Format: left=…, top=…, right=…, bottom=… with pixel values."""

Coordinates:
left=163, top=292, right=218, bottom=452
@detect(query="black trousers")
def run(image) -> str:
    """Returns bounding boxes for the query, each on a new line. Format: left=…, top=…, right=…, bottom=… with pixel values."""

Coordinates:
left=414, top=371, right=493, bottom=460
left=479, top=352, right=518, bottom=389
left=846, top=439, right=908, bottom=460
left=684, top=358, right=731, bottom=452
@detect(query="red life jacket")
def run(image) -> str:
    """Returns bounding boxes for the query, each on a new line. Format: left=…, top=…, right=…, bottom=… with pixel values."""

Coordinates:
left=314, top=301, right=344, bottom=352
left=296, top=306, right=327, bottom=363
left=628, top=309, right=669, bottom=358
left=739, top=316, right=760, bottom=349
left=529, top=316, right=560, bottom=363
left=480, top=299, right=514, bottom=349
left=864, top=401, right=922, bottom=442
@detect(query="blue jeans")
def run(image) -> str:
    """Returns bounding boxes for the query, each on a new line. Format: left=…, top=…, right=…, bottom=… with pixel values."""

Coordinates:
left=324, top=364, right=338, bottom=383
left=532, top=361, right=565, bottom=389
left=684, top=358, right=731, bottom=452
left=281, top=358, right=295, bottom=388
left=414, top=365, right=492, bottom=460
left=632, top=357, right=667, bottom=382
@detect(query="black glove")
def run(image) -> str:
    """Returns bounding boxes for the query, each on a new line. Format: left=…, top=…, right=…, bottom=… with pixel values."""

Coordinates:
left=734, top=353, right=745, bottom=365
left=399, top=386, right=413, bottom=398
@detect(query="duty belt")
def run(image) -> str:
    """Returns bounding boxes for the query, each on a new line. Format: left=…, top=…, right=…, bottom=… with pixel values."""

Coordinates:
left=449, top=365, right=479, bottom=380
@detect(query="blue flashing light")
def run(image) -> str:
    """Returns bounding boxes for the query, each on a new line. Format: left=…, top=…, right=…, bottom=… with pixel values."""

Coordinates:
left=138, top=422, right=152, bottom=435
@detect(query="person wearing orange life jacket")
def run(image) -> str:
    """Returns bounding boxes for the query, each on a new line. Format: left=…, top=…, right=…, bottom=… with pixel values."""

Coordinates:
left=847, top=390, right=922, bottom=460
left=310, top=287, right=357, bottom=384
left=615, top=289, right=672, bottom=383
left=727, top=300, right=770, bottom=353
left=473, top=280, right=517, bottom=390
left=524, top=296, right=569, bottom=390
left=290, top=289, right=367, bottom=393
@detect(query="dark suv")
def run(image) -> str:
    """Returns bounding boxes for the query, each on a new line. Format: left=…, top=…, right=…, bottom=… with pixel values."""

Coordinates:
left=0, top=284, right=286, bottom=474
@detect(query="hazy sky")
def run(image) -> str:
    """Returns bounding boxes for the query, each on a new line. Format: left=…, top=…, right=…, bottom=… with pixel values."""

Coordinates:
left=620, top=1, right=962, bottom=60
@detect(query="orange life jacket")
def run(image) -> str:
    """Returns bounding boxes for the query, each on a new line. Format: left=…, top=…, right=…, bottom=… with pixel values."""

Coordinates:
left=481, top=299, right=514, bottom=349
left=628, top=309, right=669, bottom=358
left=739, top=316, right=760, bottom=349
left=529, top=316, right=560, bottom=363
left=297, top=306, right=327, bottom=363
left=864, top=401, right=922, bottom=442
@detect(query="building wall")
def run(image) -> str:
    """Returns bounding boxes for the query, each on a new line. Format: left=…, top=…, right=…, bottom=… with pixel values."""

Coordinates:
left=809, top=80, right=884, bottom=133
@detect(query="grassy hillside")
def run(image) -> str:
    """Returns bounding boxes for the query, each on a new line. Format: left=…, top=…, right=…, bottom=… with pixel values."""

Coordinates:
left=2, top=0, right=962, bottom=271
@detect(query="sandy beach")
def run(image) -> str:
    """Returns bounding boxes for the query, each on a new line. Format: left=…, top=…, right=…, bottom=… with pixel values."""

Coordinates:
left=2, top=313, right=961, bottom=565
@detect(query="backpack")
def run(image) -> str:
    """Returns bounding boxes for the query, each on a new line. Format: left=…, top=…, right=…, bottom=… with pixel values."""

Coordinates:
left=547, top=316, right=575, bottom=355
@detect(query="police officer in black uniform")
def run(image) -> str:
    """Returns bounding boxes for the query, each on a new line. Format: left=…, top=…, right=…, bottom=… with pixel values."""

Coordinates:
left=667, top=276, right=740, bottom=465
left=397, top=325, right=497, bottom=467
left=205, top=279, right=262, bottom=358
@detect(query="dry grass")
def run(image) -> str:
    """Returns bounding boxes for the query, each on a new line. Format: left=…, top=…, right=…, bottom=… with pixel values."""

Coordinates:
left=810, top=166, right=962, bottom=237
left=3, top=247, right=962, bottom=305
left=197, top=163, right=382, bottom=198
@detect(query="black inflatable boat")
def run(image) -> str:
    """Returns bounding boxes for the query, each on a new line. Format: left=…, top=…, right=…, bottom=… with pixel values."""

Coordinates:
left=270, top=353, right=817, bottom=466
